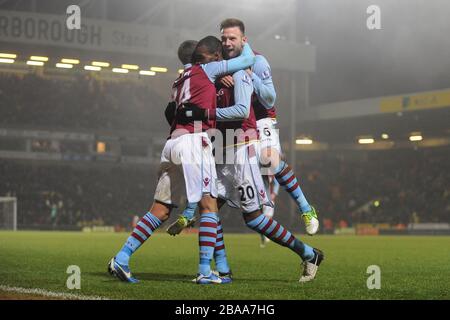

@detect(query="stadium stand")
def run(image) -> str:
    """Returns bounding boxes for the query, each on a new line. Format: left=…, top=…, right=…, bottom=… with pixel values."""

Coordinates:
left=0, top=54, right=448, bottom=233
left=0, top=73, right=166, bottom=132
left=297, top=148, right=449, bottom=226
left=0, top=146, right=448, bottom=231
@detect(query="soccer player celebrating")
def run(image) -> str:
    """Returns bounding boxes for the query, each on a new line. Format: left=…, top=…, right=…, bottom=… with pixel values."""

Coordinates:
left=169, top=19, right=319, bottom=237
left=175, top=39, right=264, bottom=282
left=108, top=36, right=256, bottom=284
left=166, top=39, right=234, bottom=281
left=179, top=40, right=324, bottom=283
left=165, top=40, right=200, bottom=232
left=220, top=18, right=319, bottom=236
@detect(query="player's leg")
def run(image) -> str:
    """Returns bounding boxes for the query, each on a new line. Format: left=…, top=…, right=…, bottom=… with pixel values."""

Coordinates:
left=108, top=138, right=178, bottom=282
left=239, top=141, right=324, bottom=281
left=166, top=196, right=233, bottom=283
left=258, top=118, right=319, bottom=235
left=166, top=201, right=198, bottom=236
left=263, top=146, right=311, bottom=212
left=179, top=133, right=228, bottom=284
left=260, top=204, right=274, bottom=247
left=260, top=144, right=319, bottom=235
left=195, top=194, right=224, bottom=284
left=233, top=142, right=272, bottom=248
left=108, top=161, right=176, bottom=282
left=243, top=209, right=324, bottom=282
left=213, top=198, right=232, bottom=279
left=195, top=196, right=232, bottom=284
left=259, top=175, right=270, bottom=247
left=108, top=201, right=171, bottom=283
left=214, top=217, right=229, bottom=271
left=260, top=174, right=277, bottom=247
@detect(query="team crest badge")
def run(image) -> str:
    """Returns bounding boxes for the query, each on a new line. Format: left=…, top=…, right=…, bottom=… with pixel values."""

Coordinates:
left=259, top=189, right=266, bottom=199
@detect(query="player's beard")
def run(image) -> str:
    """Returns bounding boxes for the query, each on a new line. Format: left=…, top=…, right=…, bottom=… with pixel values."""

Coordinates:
left=224, top=46, right=242, bottom=60
left=223, top=49, right=234, bottom=60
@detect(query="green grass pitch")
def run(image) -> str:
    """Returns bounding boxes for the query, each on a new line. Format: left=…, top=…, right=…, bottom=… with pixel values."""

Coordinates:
left=0, top=231, right=449, bottom=299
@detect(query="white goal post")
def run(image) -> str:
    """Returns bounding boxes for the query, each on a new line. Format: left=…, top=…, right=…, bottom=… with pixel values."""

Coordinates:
left=0, top=197, right=17, bottom=231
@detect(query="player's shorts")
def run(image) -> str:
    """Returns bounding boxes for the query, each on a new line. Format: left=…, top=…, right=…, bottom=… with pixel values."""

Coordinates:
left=154, top=132, right=217, bottom=205
left=216, top=141, right=272, bottom=213
left=256, top=118, right=282, bottom=154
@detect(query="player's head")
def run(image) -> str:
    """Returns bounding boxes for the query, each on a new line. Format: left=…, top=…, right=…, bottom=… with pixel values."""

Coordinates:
left=191, top=36, right=223, bottom=64
left=177, top=40, right=198, bottom=65
left=220, top=18, right=247, bottom=59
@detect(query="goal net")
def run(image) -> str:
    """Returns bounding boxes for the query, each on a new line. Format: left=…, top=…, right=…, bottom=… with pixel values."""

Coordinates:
left=0, top=197, right=17, bottom=231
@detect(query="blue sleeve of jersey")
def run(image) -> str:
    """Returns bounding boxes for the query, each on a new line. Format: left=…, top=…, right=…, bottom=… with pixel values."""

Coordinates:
left=251, top=55, right=276, bottom=108
left=216, top=71, right=253, bottom=121
left=201, top=43, right=255, bottom=83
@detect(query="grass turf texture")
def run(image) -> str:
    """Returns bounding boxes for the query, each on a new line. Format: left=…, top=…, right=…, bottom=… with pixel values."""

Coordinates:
left=0, top=231, right=449, bottom=300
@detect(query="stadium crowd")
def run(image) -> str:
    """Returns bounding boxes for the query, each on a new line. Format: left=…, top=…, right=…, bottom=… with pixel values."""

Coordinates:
left=297, top=148, right=449, bottom=227
left=0, top=71, right=448, bottom=231
left=0, top=147, right=448, bottom=230
left=0, top=72, right=166, bottom=132
left=0, top=160, right=156, bottom=229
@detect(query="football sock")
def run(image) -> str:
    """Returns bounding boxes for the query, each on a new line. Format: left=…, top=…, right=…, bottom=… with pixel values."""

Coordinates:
left=182, top=202, right=197, bottom=220
left=198, top=212, right=218, bottom=276
left=214, top=218, right=230, bottom=274
left=274, top=160, right=312, bottom=213
left=115, top=212, right=162, bottom=266
left=246, top=214, right=314, bottom=261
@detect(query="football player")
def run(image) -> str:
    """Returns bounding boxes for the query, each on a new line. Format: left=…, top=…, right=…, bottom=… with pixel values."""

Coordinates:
left=179, top=28, right=324, bottom=282
left=108, top=36, right=256, bottom=284
left=219, top=18, right=319, bottom=237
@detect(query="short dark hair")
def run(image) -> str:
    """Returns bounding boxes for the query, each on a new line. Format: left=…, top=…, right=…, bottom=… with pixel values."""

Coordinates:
left=191, top=36, right=222, bottom=64
left=177, top=40, right=198, bottom=65
left=220, top=18, right=245, bottom=35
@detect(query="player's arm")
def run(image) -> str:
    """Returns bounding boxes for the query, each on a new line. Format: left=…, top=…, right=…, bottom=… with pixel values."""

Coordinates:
left=178, top=71, right=253, bottom=122
left=164, top=101, right=177, bottom=125
left=251, top=55, right=276, bottom=108
left=202, top=43, right=256, bottom=83
left=215, top=70, right=253, bottom=121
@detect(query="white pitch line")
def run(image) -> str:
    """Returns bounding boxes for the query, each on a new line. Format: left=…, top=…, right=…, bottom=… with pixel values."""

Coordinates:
left=0, top=285, right=109, bottom=300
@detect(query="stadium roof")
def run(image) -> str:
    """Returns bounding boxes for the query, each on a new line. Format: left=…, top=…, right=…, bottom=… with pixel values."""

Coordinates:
left=1, top=0, right=450, bottom=105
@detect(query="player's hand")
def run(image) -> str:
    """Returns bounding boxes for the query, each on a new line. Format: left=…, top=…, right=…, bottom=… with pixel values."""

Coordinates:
left=176, top=103, right=207, bottom=124
left=220, top=75, right=234, bottom=88
left=164, top=101, right=177, bottom=126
